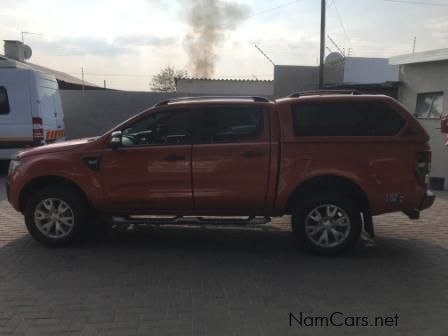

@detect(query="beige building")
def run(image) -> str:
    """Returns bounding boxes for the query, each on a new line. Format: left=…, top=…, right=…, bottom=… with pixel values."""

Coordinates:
left=390, top=49, right=448, bottom=189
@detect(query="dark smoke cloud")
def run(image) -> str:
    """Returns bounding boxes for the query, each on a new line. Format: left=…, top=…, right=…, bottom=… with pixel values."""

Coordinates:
left=183, top=0, right=250, bottom=78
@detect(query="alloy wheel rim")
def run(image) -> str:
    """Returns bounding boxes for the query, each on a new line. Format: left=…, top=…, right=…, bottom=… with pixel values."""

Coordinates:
left=305, top=204, right=351, bottom=248
left=34, top=198, right=75, bottom=239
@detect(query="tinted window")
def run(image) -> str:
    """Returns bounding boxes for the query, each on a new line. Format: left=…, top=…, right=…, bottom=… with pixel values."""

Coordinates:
left=0, top=87, right=10, bottom=115
left=292, top=101, right=405, bottom=137
left=415, top=92, right=443, bottom=119
left=198, top=105, right=263, bottom=144
left=122, top=109, right=189, bottom=146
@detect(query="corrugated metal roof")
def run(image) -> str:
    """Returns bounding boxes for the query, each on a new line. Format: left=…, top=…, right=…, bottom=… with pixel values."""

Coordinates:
left=389, top=48, right=448, bottom=65
left=176, top=77, right=273, bottom=83
left=0, top=54, right=98, bottom=87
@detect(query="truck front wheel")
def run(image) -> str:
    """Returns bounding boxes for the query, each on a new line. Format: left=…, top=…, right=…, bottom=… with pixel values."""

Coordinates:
left=24, top=186, right=89, bottom=247
left=292, top=192, right=361, bottom=256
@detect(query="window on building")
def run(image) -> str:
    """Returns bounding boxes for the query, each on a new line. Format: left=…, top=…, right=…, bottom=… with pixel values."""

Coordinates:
left=292, top=101, right=405, bottom=137
left=415, top=92, right=444, bottom=119
left=0, top=87, right=10, bottom=115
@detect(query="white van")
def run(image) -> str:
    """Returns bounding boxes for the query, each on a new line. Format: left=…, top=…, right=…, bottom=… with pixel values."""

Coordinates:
left=0, top=61, right=65, bottom=160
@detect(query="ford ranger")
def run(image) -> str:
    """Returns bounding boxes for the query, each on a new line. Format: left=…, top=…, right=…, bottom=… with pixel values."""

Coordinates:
left=6, top=92, right=435, bottom=255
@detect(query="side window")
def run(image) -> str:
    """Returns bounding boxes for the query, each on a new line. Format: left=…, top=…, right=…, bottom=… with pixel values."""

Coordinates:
left=0, top=87, right=10, bottom=115
left=198, top=105, right=263, bottom=144
left=292, top=101, right=405, bottom=137
left=121, top=109, right=189, bottom=147
left=415, top=92, right=443, bottom=119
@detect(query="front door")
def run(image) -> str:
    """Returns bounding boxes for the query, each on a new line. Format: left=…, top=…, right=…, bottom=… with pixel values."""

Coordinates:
left=100, top=108, right=193, bottom=212
left=192, top=104, right=271, bottom=213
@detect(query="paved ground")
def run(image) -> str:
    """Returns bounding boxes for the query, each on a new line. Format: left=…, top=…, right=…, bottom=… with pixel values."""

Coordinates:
left=0, top=163, right=447, bottom=335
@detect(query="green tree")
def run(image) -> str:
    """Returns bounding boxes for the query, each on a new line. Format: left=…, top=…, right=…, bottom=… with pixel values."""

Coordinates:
left=150, top=67, right=188, bottom=92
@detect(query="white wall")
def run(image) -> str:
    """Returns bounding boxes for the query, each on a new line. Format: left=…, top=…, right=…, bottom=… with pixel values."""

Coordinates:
left=398, top=61, right=448, bottom=189
left=60, top=90, right=196, bottom=139
left=344, top=58, right=399, bottom=84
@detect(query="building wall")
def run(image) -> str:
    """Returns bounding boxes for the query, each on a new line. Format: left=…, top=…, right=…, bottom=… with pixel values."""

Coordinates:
left=344, top=58, right=399, bottom=84
left=398, top=61, right=448, bottom=189
left=60, top=90, right=193, bottom=139
left=273, top=59, right=396, bottom=98
left=273, top=65, right=319, bottom=98
left=176, top=79, right=274, bottom=96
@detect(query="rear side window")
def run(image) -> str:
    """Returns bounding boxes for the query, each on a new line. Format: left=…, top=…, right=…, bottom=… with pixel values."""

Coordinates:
left=198, top=105, right=263, bottom=144
left=292, top=101, right=405, bottom=137
left=0, top=87, right=10, bottom=115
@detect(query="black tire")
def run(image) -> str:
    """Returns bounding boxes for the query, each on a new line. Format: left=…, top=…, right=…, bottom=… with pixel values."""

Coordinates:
left=24, top=186, right=90, bottom=247
left=292, top=192, right=361, bottom=256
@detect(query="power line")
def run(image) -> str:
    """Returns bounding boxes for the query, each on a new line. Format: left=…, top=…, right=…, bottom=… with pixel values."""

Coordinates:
left=251, top=0, right=304, bottom=17
left=331, top=0, right=350, bottom=42
left=68, top=72, right=151, bottom=78
left=384, top=0, right=448, bottom=7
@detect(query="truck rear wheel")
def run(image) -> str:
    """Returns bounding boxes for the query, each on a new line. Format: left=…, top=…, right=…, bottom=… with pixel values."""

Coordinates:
left=24, top=186, right=89, bottom=247
left=292, top=192, right=361, bottom=256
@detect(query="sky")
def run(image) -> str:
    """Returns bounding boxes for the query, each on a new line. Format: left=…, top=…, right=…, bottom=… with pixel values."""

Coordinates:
left=0, top=0, right=447, bottom=91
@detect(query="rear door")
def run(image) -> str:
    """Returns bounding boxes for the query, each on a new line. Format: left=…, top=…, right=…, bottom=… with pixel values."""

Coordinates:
left=35, top=74, right=65, bottom=143
left=0, top=69, right=33, bottom=153
left=192, top=104, right=271, bottom=213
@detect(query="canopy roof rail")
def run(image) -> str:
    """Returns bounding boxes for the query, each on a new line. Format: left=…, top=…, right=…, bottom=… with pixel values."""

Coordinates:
left=154, top=96, right=272, bottom=107
left=288, top=90, right=362, bottom=98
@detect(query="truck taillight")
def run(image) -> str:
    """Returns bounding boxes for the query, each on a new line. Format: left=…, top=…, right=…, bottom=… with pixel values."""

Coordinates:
left=441, top=115, right=448, bottom=134
left=32, top=117, right=44, bottom=145
left=416, top=150, right=432, bottom=184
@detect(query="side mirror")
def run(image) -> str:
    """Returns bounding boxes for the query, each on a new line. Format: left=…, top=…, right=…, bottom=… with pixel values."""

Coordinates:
left=109, top=131, right=122, bottom=149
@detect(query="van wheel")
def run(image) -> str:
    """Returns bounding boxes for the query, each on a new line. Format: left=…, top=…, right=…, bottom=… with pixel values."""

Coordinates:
left=292, top=192, right=361, bottom=256
left=24, top=186, right=89, bottom=247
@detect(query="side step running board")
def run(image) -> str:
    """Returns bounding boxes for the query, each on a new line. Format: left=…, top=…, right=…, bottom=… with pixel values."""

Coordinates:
left=111, top=216, right=272, bottom=226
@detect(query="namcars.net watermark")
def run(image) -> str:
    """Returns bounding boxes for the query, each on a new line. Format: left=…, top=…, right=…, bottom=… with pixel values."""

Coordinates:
left=289, top=312, right=399, bottom=328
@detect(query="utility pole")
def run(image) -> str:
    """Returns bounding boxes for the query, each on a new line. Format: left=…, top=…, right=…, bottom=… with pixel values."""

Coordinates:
left=319, top=0, right=326, bottom=89
left=412, top=36, right=417, bottom=54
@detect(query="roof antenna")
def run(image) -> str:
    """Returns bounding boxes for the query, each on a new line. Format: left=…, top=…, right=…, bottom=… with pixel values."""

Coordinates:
left=21, top=31, right=42, bottom=43
left=254, top=45, right=275, bottom=66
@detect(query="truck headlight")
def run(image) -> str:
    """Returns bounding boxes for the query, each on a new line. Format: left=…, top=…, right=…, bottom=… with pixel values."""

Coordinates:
left=8, top=160, right=21, bottom=176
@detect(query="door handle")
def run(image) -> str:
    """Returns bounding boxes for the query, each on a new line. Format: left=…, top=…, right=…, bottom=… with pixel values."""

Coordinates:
left=164, top=154, right=185, bottom=162
left=242, top=150, right=263, bottom=159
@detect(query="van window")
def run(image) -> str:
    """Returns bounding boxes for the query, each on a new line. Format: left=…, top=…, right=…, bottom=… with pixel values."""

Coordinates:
left=198, top=105, right=263, bottom=144
left=0, top=87, right=10, bottom=115
left=292, top=101, right=405, bottom=137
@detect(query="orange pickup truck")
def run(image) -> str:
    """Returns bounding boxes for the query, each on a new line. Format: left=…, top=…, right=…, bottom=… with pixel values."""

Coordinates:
left=6, top=92, right=435, bottom=255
